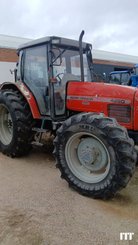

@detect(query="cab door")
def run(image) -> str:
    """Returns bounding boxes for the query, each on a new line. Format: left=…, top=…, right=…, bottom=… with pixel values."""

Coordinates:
left=23, top=45, right=50, bottom=115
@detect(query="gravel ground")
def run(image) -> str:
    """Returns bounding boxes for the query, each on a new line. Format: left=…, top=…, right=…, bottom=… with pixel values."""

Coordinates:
left=0, top=148, right=137, bottom=245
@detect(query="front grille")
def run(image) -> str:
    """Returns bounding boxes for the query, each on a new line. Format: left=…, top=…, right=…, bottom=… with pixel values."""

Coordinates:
left=108, top=105, right=131, bottom=123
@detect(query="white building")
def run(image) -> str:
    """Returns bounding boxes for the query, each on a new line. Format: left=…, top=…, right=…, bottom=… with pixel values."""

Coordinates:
left=0, top=34, right=138, bottom=83
left=0, top=34, right=31, bottom=83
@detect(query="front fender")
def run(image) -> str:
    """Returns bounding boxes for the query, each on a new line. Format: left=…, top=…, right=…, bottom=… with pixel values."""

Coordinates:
left=0, top=82, right=41, bottom=119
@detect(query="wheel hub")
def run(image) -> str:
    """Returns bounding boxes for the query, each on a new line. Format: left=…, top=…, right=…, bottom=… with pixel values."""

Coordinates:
left=7, top=113, right=13, bottom=133
left=0, top=104, right=13, bottom=145
left=77, top=137, right=107, bottom=172
left=65, top=132, right=110, bottom=183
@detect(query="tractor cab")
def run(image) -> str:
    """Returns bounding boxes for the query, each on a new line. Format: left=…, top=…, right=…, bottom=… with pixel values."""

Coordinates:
left=16, top=34, right=93, bottom=119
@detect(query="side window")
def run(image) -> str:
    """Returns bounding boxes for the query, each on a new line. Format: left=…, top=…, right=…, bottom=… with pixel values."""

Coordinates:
left=23, top=45, right=50, bottom=115
left=24, top=45, right=48, bottom=88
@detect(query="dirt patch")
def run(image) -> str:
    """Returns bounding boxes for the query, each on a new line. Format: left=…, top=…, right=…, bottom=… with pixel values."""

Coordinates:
left=0, top=209, right=43, bottom=245
left=0, top=150, right=137, bottom=245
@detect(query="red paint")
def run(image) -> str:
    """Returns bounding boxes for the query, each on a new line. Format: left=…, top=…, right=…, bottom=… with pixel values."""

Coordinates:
left=0, top=82, right=41, bottom=119
left=16, top=82, right=41, bottom=119
left=67, top=81, right=137, bottom=130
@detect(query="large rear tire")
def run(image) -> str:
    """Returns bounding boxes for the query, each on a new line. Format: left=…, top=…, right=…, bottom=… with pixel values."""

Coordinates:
left=0, top=89, right=34, bottom=157
left=54, top=113, right=136, bottom=199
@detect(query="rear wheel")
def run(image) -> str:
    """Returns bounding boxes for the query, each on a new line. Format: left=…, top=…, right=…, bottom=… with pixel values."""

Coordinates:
left=54, top=113, right=136, bottom=199
left=0, top=89, right=34, bottom=157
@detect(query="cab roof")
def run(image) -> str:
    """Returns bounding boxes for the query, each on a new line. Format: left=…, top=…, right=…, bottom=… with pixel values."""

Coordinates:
left=18, top=36, right=92, bottom=51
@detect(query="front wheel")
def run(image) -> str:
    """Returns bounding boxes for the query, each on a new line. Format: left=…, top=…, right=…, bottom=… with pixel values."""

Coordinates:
left=54, top=113, right=136, bottom=199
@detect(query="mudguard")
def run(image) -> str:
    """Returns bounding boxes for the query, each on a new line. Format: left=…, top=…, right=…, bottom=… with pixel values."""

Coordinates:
left=0, top=82, right=41, bottom=119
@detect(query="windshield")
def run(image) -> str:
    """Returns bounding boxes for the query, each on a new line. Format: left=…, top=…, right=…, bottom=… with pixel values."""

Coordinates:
left=109, top=73, right=121, bottom=84
left=121, top=73, right=130, bottom=85
left=51, top=47, right=91, bottom=82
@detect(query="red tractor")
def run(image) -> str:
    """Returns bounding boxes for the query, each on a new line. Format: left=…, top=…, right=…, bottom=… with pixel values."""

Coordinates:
left=0, top=31, right=136, bottom=199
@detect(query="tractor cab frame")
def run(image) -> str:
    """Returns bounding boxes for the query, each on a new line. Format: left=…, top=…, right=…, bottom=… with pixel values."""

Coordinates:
left=16, top=34, right=93, bottom=121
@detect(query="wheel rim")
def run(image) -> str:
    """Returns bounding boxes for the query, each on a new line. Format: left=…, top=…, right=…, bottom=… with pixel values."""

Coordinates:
left=65, top=132, right=111, bottom=183
left=0, top=104, right=13, bottom=145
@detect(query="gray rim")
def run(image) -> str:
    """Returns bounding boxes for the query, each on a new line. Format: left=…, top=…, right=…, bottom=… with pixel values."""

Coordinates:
left=0, top=104, right=13, bottom=145
left=65, top=132, right=110, bottom=183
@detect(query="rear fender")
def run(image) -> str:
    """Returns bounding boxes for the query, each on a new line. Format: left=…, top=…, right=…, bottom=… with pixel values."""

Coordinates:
left=0, top=82, right=41, bottom=119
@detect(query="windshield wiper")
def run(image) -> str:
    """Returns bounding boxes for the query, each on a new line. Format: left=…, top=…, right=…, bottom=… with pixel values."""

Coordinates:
left=50, top=49, right=66, bottom=65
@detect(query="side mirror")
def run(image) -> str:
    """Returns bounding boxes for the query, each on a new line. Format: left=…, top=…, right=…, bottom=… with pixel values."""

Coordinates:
left=10, top=69, right=14, bottom=75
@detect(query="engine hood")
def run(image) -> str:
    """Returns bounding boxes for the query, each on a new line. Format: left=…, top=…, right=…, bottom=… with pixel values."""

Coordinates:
left=67, top=81, right=136, bottom=113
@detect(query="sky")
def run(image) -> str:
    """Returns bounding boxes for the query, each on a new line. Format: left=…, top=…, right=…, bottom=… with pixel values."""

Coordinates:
left=0, top=0, right=138, bottom=56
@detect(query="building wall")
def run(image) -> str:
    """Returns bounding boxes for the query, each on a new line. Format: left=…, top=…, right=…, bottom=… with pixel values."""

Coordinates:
left=0, top=48, right=18, bottom=62
left=0, top=48, right=17, bottom=83
left=93, top=63, right=133, bottom=79
left=93, top=58, right=134, bottom=78
left=0, top=47, right=136, bottom=83
left=0, top=61, right=15, bottom=83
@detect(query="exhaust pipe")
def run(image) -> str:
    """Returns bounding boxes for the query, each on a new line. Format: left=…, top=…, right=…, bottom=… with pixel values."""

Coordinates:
left=79, top=30, right=85, bottom=81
